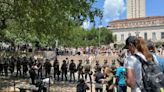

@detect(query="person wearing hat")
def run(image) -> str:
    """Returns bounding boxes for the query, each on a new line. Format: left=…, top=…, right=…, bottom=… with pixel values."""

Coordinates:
left=147, top=40, right=164, bottom=73
left=69, top=59, right=76, bottom=82
left=43, top=59, right=52, bottom=78
left=77, top=60, right=84, bottom=80
left=83, top=59, right=92, bottom=82
left=61, top=60, right=68, bottom=81
left=53, top=59, right=60, bottom=81
left=29, top=66, right=36, bottom=85
left=123, top=36, right=147, bottom=92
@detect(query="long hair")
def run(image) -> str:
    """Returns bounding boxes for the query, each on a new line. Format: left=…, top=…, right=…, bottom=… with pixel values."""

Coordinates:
left=136, top=37, right=154, bottom=62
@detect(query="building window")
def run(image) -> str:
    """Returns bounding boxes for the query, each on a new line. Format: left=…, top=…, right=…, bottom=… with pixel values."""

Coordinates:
left=121, top=34, right=124, bottom=41
left=128, top=33, right=131, bottom=37
left=144, top=32, right=147, bottom=40
left=152, top=32, right=156, bottom=41
left=161, top=32, right=164, bottom=39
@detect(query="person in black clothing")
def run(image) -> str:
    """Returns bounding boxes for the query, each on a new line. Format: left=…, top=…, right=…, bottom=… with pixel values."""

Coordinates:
left=84, top=60, right=92, bottom=82
left=16, top=57, right=22, bottom=77
left=61, top=60, right=68, bottom=81
left=53, top=59, right=59, bottom=81
left=0, top=57, right=4, bottom=75
left=29, top=57, right=35, bottom=68
left=44, top=59, right=52, bottom=78
left=76, top=79, right=89, bottom=92
left=4, top=57, right=9, bottom=76
left=22, top=57, right=28, bottom=77
left=69, top=59, right=76, bottom=82
left=94, top=68, right=104, bottom=92
left=9, top=56, right=15, bottom=76
left=29, top=66, right=36, bottom=85
left=77, top=60, right=84, bottom=80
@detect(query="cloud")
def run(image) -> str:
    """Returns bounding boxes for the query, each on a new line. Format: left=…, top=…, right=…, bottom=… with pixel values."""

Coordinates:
left=103, top=0, right=126, bottom=22
left=82, top=21, right=92, bottom=29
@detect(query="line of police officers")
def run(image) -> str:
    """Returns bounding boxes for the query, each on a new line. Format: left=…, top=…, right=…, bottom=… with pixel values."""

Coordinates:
left=0, top=56, right=116, bottom=84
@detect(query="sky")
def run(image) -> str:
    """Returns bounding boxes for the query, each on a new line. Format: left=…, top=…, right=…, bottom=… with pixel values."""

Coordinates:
left=82, top=0, right=164, bottom=29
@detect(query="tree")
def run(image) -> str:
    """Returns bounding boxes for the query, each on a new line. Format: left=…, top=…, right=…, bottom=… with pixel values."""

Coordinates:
left=0, top=0, right=102, bottom=47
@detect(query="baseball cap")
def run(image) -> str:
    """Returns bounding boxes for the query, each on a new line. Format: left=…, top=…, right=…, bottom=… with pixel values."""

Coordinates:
left=147, top=40, right=155, bottom=49
left=123, top=36, right=137, bottom=49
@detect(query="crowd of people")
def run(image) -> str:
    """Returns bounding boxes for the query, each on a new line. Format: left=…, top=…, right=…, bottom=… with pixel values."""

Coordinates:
left=0, top=36, right=164, bottom=92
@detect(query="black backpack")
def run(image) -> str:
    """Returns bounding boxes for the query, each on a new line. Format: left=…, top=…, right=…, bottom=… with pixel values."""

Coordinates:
left=135, top=54, right=164, bottom=92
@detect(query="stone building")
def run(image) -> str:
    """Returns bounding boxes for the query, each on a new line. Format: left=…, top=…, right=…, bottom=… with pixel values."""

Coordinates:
left=108, top=16, right=164, bottom=44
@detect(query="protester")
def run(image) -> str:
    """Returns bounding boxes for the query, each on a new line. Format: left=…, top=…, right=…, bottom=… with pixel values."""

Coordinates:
left=115, top=59, right=127, bottom=92
left=76, top=79, right=89, bottom=92
left=124, top=36, right=163, bottom=92
left=94, top=67, right=104, bottom=92
left=123, top=36, right=146, bottom=92
left=104, top=67, right=115, bottom=92
left=38, top=77, right=54, bottom=92
left=147, top=40, right=164, bottom=73
left=102, top=59, right=108, bottom=73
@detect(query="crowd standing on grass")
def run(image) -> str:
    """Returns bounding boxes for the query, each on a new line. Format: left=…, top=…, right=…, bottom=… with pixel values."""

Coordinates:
left=0, top=36, right=164, bottom=92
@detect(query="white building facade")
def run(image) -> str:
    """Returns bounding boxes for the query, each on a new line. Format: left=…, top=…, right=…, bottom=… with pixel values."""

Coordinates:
left=127, top=0, right=145, bottom=19
left=108, top=16, right=164, bottom=44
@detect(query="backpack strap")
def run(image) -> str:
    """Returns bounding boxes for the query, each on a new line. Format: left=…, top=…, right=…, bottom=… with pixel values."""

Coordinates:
left=134, top=54, right=147, bottom=92
left=134, top=54, right=147, bottom=65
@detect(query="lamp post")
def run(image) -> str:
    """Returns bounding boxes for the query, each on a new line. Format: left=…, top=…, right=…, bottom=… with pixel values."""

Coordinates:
left=98, top=25, right=103, bottom=48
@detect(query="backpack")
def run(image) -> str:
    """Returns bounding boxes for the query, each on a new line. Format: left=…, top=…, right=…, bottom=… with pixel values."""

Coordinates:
left=135, top=54, right=164, bottom=92
left=76, top=83, right=89, bottom=92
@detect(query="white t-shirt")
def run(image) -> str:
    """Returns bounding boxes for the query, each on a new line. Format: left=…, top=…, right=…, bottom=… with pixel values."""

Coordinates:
left=42, top=78, right=53, bottom=88
left=124, top=52, right=147, bottom=92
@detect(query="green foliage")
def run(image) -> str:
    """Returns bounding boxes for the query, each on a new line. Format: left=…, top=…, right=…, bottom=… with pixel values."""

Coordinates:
left=60, top=26, right=114, bottom=47
left=0, top=0, right=113, bottom=47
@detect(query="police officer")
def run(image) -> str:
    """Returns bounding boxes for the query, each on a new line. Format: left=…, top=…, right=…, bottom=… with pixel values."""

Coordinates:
left=22, top=57, right=28, bottom=76
left=77, top=60, right=84, bottom=80
left=29, top=57, right=35, bottom=68
left=69, top=59, right=76, bottom=82
left=4, top=57, right=9, bottom=76
left=29, top=66, right=36, bottom=85
left=9, top=56, right=15, bottom=75
left=37, top=60, right=43, bottom=79
left=94, top=60, right=102, bottom=73
left=16, top=56, right=22, bottom=77
left=0, top=56, right=4, bottom=75
left=53, top=59, right=59, bottom=81
left=44, top=59, right=52, bottom=78
left=61, top=60, right=68, bottom=81
left=84, top=60, right=92, bottom=82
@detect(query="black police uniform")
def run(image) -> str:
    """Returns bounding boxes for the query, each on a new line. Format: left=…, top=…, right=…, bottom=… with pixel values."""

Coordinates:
left=69, top=60, right=76, bottom=82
